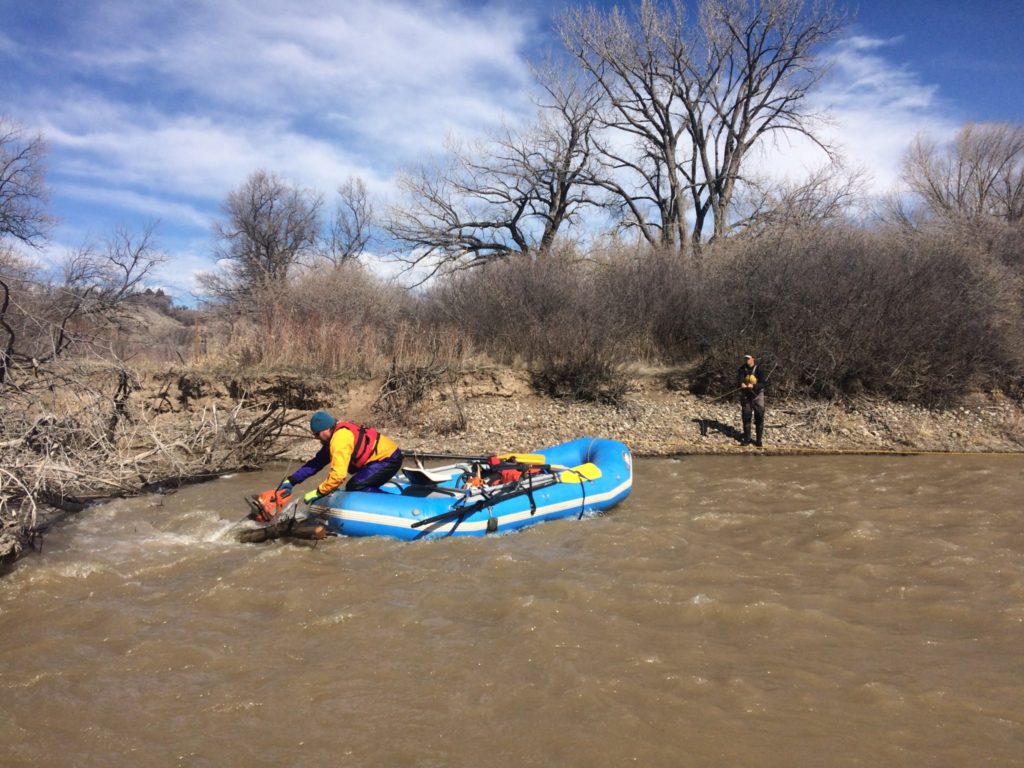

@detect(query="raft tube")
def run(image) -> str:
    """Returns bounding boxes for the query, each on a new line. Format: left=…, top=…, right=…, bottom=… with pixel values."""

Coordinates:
left=309, top=437, right=632, bottom=539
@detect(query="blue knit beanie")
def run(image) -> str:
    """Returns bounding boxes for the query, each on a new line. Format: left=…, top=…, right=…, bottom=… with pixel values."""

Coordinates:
left=309, top=410, right=335, bottom=433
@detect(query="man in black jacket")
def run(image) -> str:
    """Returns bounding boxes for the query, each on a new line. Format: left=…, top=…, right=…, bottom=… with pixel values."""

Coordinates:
left=737, top=354, right=767, bottom=447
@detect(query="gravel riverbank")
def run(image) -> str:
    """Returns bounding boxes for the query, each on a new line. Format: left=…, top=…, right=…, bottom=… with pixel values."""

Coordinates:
left=280, top=370, right=1024, bottom=460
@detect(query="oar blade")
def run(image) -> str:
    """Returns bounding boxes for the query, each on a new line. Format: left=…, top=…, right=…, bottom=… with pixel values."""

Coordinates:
left=497, top=452, right=546, bottom=464
left=557, top=463, right=602, bottom=483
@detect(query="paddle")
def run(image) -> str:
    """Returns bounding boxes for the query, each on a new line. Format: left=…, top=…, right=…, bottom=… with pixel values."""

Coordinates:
left=406, top=450, right=547, bottom=465
left=556, top=462, right=601, bottom=483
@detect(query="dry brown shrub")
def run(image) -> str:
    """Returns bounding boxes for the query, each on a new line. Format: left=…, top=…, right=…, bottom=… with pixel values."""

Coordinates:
left=428, top=249, right=633, bottom=404
left=686, top=224, right=1024, bottom=405
left=197, top=263, right=410, bottom=375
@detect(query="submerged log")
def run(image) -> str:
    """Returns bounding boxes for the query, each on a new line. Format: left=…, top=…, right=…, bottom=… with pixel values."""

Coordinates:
left=237, top=516, right=328, bottom=544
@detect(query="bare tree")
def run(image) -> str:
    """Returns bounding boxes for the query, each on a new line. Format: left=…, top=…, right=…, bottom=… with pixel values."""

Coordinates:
left=558, top=1, right=694, bottom=250
left=387, top=76, right=600, bottom=283
left=530, top=67, right=605, bottom=250
left=201, top=170, right=322, bottom=303
left=901, top=122, right=1024, bottom=225
left=687, top=0, right=844, bottom=244
left=732, top=161, right=866, bottom=236
left=0, top=117, right=52, bottom=247
left=52, top=225, right=167, bottom=354
left=559, top=0, right=845, bottom=255
left=1, top=226, right=165, bottom=387
left=322, top=176, right=375, bottom=266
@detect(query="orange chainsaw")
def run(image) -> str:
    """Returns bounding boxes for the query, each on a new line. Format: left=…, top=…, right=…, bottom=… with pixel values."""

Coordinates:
left=245, top=485, right=293, bottom=522
left=240, top=485, right=327, bottom=543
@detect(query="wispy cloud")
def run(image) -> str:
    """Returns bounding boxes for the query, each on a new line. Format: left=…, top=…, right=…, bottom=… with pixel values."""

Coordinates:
left=824, top=36, right=941, bottom=112
left=44, top=0, right=536, bottom=158
left=12, top=0, right=537, bottom=208
left=747, top=34, right=960, bottom=194
left=4, top=0, right=541, bottom=299
left=40, top=104, right=382, bottom=203
left=816, top=35, right=960, bottom=191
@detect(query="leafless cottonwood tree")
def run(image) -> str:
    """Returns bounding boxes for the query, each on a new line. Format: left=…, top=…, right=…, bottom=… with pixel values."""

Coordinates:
left=0, top=117, right=52, bottom=247
left=558, top=1, right=695, bottom=251
left=901, top=122, right=1024, bottom=226
left=321, top=176, right=375, bottom=266
left=1, top=117, right=54, bottom=386
left=559, top=0, right=846, bottom=255
left=201, top=170, right=323, bottom=304
left=387, top=73, right=601, bottom=283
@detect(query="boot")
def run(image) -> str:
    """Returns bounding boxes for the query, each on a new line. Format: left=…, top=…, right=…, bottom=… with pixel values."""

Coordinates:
left=741, top=422, right=752, bottom=445
left=754, top=424, right=764, bottom=448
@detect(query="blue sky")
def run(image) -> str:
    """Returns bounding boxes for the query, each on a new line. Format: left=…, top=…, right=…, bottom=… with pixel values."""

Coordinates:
left=2, top=0, right=1022, bottom=304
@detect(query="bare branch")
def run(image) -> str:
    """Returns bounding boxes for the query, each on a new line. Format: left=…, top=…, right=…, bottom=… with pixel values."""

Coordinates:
left=901, top=122, right=1024, bottom=226
left=387, top=81, right=600, bottom=283
left=321, top=176, right=375, bottom=266
left=201, top=170, right=323, bottom=304
left=558, top=0, right=846, bottom=255
left=0, top=117, right=53, bottom=247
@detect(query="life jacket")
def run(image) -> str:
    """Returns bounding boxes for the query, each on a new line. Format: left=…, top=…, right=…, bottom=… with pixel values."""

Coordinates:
left=335, top=421, right=381, bottom=471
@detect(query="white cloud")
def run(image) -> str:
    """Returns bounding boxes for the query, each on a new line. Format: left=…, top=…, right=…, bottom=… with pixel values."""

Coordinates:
left=41, top=105, right=385, bottom=203
left=55, top=0, right=535, bottom=156
left=814, top=35, right=960, bottom=191
left=55, top=183, right=211, bottom=229
left=744, top=35, right=961, bottom=196
left=11, top=0, right=538, bottom=248
left=152, top=245, right=221, bottom=302
left=3, top=0, right=543, bottom=304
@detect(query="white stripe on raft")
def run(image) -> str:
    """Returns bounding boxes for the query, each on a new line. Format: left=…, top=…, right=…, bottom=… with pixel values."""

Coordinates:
left=318, top=476, right=634, bottom=534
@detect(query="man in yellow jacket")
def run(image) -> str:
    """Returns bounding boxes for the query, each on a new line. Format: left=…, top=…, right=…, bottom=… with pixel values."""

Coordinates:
left=282, top=410, right=403, bottom=504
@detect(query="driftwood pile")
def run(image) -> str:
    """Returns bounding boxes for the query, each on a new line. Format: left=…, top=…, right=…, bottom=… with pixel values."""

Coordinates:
left=1, top=365, right=303, bottom=570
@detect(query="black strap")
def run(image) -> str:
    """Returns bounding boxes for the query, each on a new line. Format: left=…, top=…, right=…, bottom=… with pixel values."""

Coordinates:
left=525, top=466, right=537, bottom=515
left=412, top=473, right=551, bottom=530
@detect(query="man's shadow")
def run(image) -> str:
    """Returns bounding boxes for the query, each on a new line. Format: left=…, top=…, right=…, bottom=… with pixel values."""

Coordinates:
left=694, top=417, right=744, bottom=442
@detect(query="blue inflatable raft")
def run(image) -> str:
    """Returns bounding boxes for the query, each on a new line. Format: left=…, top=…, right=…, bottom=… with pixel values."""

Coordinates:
left=304, top=437, right=632, bottom=539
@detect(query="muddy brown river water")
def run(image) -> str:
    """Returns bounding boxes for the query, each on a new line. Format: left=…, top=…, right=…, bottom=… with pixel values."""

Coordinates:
left=2, top=454, right=1023, bottom=767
